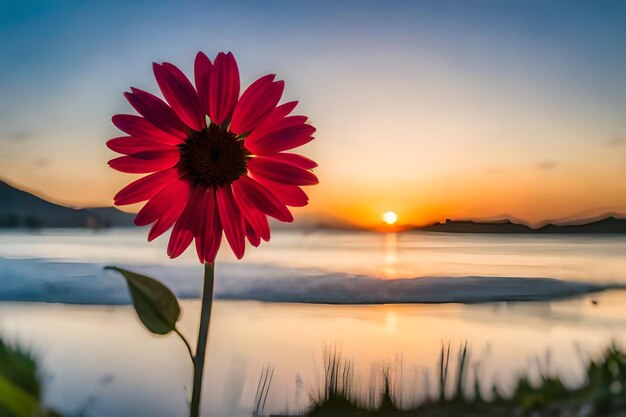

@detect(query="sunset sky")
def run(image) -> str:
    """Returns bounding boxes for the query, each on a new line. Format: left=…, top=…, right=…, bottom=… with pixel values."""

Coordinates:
left=1, top=1, right=626, bottom=228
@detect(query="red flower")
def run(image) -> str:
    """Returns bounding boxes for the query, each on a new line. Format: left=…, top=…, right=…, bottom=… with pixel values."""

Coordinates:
left=108, top=52, right=317, bottom=262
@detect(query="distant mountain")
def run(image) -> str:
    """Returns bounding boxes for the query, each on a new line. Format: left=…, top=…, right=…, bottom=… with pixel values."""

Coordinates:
left=0, top=180, right=135, bottom=229
left=3, top=178, right=625, bottom=233
left=417, top=217, right=626, bottom=234
left=537, top=217, right=626, bottom=233
left=419, top=219, right=533, bottom=233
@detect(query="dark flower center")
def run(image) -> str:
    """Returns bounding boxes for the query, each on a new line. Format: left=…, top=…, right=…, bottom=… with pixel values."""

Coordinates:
left=178, top=124, right=249, bottom=187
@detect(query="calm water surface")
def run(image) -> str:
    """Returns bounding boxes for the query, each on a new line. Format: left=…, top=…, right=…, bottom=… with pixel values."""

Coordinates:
left=1, top=229, right=626, bottom=416
left=2, top=228, right=626, bottom=281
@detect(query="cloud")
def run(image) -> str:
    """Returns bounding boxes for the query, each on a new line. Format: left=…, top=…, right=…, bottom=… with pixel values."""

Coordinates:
left=608, top=136, right=625, bottom=147
left=3, top=131, right=30, bottom=142
left=535, top=161, right=557, bottom=170
left=35, top=157, right=50, bottom=167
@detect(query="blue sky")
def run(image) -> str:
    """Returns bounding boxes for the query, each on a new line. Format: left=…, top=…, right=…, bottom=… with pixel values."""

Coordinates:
left=1, top=1, right=626, bottom=225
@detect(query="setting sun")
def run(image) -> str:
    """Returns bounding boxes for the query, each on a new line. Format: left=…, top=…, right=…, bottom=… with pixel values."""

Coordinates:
left=382, top=211, right=398, bottom=225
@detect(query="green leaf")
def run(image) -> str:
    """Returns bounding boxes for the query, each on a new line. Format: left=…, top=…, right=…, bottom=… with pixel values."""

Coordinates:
left=105, top=266, right=181, bottom=335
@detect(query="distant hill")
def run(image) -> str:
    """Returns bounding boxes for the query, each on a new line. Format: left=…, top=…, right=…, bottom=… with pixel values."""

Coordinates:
left=417, top=217, right=626, bottom=234
left=3, top=178, right=626, bottom=233
left=537, top=217, right=626, bottom=233
left=0, top=180, right=135, bottom=229
left=419, top=219, right=533, bottom=233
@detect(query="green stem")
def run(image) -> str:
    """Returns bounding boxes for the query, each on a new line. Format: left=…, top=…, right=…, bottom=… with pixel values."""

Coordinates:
left=190, top=262, right=215, bottom=417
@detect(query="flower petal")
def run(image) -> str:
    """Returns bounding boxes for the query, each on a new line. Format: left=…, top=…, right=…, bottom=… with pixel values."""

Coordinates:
left=148, top=213, right=180, bottom=242
left=194, top=188, right=222, bottom=263
left=112, top=114, right=184, bottom=145
left=245, top=221, right=261, bottom=247
left=135, top=180, right=191, bottom=242
left=216, top=185, right=245, bottom=259
left=230, top=74, right=284, bottom=135
left=108, top=150, right=180, bottom=174
left=253, top=177, right=309, bottom=207
left=106, top=136, right=176, bottom=155
left=208, top=52, right=240, bottom=125
left=153, top=62, right=205, bottom=131
left=114, top=168, right=180, bottom=206
left=232, top=175, right=292, bottom=222
left=232, top=180, right=271, bottom=241
left=258, top=153, right=318, bottom=169
left=243, top=204, right=270, bottom=242
left=167, top=187, right=204, bottom=258
left=244, top=116, right=315, bottom=155
left=258, top=101, right=298, bottom=130
left=194, top=52, right=213, bottom=116
left=247, top=158, right=318, bottom=186
left=125, top=87, right=188, bottom=137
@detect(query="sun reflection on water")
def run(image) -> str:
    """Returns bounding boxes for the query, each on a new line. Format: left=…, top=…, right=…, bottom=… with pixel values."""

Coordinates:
left=382, top=232, right=398, bottom=278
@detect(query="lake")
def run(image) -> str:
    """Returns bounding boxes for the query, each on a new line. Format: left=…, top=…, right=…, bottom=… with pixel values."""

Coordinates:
left=1, top=229, right=626, bottom=416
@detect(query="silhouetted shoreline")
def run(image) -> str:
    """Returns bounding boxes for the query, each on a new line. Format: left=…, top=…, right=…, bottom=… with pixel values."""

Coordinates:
left=2, top=179, right=626, bottom=233
left=0, top=179, right=134, bottom=229
left=415, top=217, right=626, bottom=234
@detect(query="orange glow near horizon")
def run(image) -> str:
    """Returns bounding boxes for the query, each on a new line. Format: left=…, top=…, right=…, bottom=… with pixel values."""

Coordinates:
left=4, top=161, right=626, bottom=232
left=2, top=2, right=626, bottom=233
left=2, top=48, right=626, bottom=231
left=295, top=158, right=626, bottom=230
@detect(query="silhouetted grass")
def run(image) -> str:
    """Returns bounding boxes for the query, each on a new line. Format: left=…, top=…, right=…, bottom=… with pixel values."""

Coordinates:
left=304, top=342, right=626, bottom=417
left=0, top=339, right=64, bottom=417
left=4, top=334, right=626, bottom=417
left=254, top=364, right=275, bottom=417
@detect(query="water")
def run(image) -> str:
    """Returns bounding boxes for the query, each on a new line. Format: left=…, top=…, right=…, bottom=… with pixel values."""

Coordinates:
left=1, top=229, right=626, bottom=416
left=2, top=229, right=626, bottom=282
